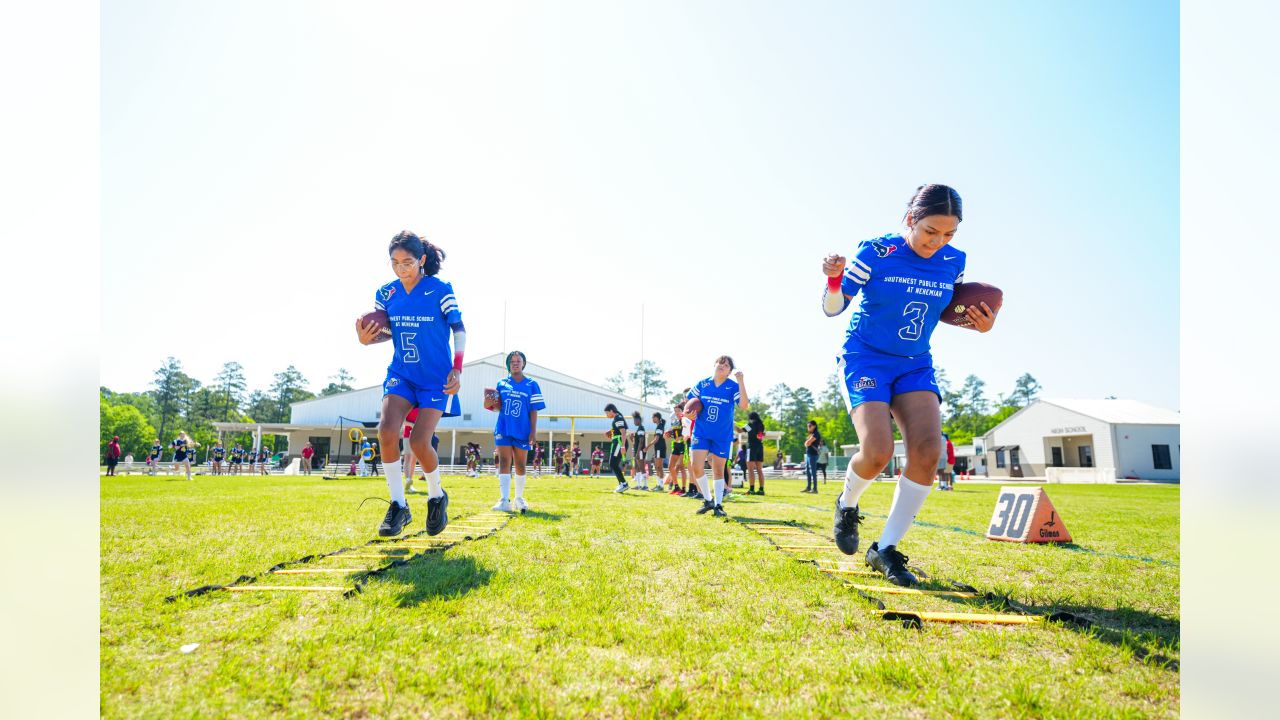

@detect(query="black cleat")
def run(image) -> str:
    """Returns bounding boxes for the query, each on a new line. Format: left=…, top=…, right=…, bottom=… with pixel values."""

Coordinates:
left=696, top=500, right=715, bottom=515
left=378, top=501, right=412, bottom=537
left=426, top=490, right=449, bottom=536
left=712, top=505, right=727, bottom=518
left=865, top=542, right=917, bottom=587
left=757, top=488, right=765, bottom=496
left=833, top=499, right=864, bottom=555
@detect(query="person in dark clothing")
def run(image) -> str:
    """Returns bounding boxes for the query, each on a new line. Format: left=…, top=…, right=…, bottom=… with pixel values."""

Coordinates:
left=803, top=421, right=822, bottom=493
left=742, top=412, right=766, bottom=494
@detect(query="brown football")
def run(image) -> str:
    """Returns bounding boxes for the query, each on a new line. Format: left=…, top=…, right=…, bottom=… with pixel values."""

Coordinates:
left=683, top=398, right=703, bottom=417
left=357, top=310, right=392, bottom=343
left=940, top=282, right=1003, bottom=329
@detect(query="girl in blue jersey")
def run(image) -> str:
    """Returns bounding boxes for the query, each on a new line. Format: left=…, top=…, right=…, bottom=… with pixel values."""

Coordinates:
left=686, top=356, right=750, bottom=517
left=148, top=438, right=162, bottom=476
left=491, top=351, right=546, bottom=513
left=171, top=431, right=196, bottom=481
left=357, top=231, right=467, bottom=537
left=822, top=184, right=996, bottom=586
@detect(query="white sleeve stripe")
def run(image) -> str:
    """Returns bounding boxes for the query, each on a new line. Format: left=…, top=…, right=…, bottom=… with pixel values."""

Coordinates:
left=843, top=272, right=867, bottom=286
left=442, top=303, right=459, bottom=313
left=956, top=273, right=965, bottom=283
left=374, top=302, right=386, bottom=310
left=440, top=294, right=456, bottom=303
left=847, top=265, right=870, bottom=281
left=853, top=259, right=871, bottom=273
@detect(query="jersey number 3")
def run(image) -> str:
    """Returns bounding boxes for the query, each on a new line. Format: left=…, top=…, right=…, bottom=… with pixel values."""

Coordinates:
left=897, top=301, right=929, bottom=341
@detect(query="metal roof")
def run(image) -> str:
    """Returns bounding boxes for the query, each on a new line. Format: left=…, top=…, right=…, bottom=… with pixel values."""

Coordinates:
left=1038, top=398, right=1180, bottom=425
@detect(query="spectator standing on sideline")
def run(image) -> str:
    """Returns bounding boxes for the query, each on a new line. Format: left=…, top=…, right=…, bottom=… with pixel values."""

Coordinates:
left=105, top=436, right=122, bottom=476
left=301, top=442, right=315, bottom=475
left=803, top=421, right=822, bottom=493
left=817, top=441, right=830, bottom=483
left=743, top=411, right=767, bottom=495
left=943, top=434, right=956, bottom=489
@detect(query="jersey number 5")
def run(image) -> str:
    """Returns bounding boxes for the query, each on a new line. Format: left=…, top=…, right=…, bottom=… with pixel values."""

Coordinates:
left=399, top=333, right=419, bottom=363
left=898, top=301, right=929, bottom=341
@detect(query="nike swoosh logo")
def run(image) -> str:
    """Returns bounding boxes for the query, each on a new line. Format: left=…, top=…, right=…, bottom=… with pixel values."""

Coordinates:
left=943, top=255, right=956, bottom=260
left=431, top=397, right=442, bottom=402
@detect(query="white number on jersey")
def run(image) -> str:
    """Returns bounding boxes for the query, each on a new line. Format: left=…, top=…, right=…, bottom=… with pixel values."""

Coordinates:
left=897, top=301, right=929, bottom=341
left=400, top=333, right=419, bottom=363
left=503, top=398, right=524, bottom=417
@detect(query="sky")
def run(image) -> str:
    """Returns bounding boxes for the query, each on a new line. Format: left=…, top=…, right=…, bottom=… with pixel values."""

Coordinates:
left=100, top=0, right=1179, bottom=411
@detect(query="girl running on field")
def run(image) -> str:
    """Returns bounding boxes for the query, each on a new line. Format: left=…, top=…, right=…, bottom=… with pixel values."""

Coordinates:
left=356, top=230, right=465, bottom=537
left=489, top=350, right=545, bottom=513
left=822, top=184, right=996, bottom=586
left=685, top=357, right=750, bottom=517
left=171, top=431, right=196, bottom=481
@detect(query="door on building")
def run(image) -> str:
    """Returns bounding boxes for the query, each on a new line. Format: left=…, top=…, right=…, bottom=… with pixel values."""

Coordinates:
left=1010, top=447, right=1023, bottom=478
left=308, top=437, right=330, bottom=468
left=1078, top=445, right=1094, bottom=467
left=1050, top=447, right=1064, bottom=467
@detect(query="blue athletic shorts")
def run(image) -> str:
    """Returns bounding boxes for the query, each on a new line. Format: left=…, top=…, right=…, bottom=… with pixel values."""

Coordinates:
left=690, top=434, right=732, bottom=459
left=494, top=433, right=531, bottom=451
left=383, top=369, right=459, bottom=417
left=836, top=345, right=941, bottom=412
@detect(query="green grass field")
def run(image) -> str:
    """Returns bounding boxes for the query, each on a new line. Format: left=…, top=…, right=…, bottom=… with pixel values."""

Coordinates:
left=101, top=472, right=1179, bottom=718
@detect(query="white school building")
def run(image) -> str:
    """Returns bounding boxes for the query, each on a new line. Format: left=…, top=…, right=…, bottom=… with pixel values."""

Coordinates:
left=978, top=398, right=1180, bottom=482
left=214, top=354, right=676, bottom=469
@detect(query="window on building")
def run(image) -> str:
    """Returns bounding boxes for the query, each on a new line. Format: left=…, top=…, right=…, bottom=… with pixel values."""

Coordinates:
left=1152, top=444, right=1172, bottom=470
left=996, top=450, right=1006, bottom=468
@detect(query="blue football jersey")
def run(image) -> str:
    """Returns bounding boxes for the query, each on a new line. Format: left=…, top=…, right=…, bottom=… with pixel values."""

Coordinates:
left=494, top=376, right=546, bottom=441
left=687, top=377, right=741, bottom=441
left=373, top=276, right=463, bottom=387
left=840, top=233, right=966, bottom=357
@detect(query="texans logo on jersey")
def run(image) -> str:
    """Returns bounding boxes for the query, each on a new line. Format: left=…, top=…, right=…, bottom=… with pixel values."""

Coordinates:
left=379, top=286, right=396, bottom=302
left=872, top=240, right=898, bottom=258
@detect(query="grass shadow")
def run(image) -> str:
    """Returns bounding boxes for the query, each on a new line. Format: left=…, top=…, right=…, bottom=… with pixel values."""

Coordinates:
left=364, top=552, right=494, bottom=608
left=916, top=581, right=1181, bottom=672
left=517, top=510, right=566, bottom=522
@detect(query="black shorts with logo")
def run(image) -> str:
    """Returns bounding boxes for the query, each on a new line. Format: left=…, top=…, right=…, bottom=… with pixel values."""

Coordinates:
left=671, top=442, right=686, bottom=456
left=748, top=444, right=764, bottom=462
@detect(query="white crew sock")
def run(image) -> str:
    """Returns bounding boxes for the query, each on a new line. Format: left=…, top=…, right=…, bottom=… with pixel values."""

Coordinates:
left=713, top=476, right=725, bottom=505
left=426, top=468, right=443, bottom=499
left=514, top=474, right=526, bottom=499
left=498, top=473, right=511, bottom=501
left=878, top=476, right=932, bottom=548
left=385, top=458, right=405, bottom=506
left=839, top=463, right=876, bottom=510
left=638, top=472, right=647, bottom=488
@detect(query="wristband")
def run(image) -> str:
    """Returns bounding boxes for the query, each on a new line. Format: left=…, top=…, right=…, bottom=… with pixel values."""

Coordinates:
left=826, top=275, right=842, bottom=292
left=453, top=352, right=464, bottom=372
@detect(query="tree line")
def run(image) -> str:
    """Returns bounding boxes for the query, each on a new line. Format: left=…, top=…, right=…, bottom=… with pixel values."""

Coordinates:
left=99, top=358, right=357, bottom=460
left=605, top=360, right=1042, bottom=462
